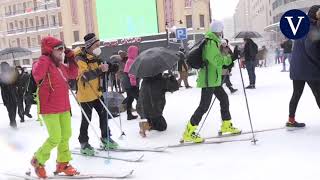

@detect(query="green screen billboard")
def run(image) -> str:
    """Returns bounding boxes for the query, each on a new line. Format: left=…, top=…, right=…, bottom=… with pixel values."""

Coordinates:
left=96, top=0, right=159, bottom=40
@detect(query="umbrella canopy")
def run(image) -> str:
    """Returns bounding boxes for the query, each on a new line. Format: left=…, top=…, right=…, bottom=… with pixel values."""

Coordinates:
left=234, top=31, right=262, bottom=39
left=129, top=47, right=179, bottom=78
left=0, top=47, right=32, bottom=60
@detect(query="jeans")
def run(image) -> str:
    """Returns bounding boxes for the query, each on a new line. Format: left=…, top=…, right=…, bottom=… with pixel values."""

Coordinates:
left=245, top=61, right=256, bottom=85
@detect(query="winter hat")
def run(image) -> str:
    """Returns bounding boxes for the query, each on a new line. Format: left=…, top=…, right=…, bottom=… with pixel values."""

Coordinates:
left=41, top=36, right=63, bottom=56
left=308, top=5, right=320, bottom=20
left=210, top=20, right=224, bottom=33
left=84, top=33, right=99, bottom=49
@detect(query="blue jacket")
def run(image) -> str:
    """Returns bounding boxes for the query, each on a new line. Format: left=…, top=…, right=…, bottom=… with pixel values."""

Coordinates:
left=290, top=25, right=320, bottom=80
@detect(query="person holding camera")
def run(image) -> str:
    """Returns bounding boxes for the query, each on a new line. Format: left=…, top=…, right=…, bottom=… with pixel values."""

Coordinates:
left=75, top=33, right=118, bottom=156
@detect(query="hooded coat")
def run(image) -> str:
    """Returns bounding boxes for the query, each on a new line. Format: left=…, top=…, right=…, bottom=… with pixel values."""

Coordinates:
left=122, top=46, right=139, bottom=90
left=32, top=36, right=78, bottom=114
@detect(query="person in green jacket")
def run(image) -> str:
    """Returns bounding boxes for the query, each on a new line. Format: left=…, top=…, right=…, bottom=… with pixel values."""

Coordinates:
left=182, top=20, right=241, bottom=143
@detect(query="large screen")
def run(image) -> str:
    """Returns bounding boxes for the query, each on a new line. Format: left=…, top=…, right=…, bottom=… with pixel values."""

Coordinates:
left=96, top=0, right=159, bottom=40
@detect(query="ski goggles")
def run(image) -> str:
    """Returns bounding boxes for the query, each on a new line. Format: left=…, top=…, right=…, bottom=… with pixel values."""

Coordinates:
left=53, top=44, right=65, bottom=51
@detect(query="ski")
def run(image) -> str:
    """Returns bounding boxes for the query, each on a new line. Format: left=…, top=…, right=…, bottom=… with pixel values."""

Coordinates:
left=97, top=146, right=167, bottom=153
left=204, top=127, right=286, bottom=140
left=164, top=137, right=254, bottom=149
left=1, top=170, right=134, bottom=179
left=71, top=150, right=144, bottom=162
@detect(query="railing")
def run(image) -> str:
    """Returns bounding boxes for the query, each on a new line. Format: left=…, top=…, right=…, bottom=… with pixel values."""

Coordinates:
left=4, top=2, right=60, bottom=17
left=7, top=23, right=61, bottom=34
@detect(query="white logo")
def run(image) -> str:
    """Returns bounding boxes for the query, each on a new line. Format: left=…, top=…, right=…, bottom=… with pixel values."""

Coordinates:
left=285, top=16, right=305, bottom=36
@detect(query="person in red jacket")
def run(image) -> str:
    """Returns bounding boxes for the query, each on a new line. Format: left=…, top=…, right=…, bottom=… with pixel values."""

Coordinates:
left=30, top=36, right=78, bottom=178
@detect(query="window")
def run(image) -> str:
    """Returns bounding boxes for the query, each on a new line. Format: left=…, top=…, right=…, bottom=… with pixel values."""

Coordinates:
left=19, top=21, right=24, bottom=29
left=73, top=30, right=80, bottom=42
left=23, top=59, right=30, bottom=65
left=185, top=0, right=192, bottom=8
left=9, top=22, right=14, bottom=30
left=71, top=0, right=78, bottom=24
left=51, top=15, right=56, bottom=26
left=40, top=17, right=45, bottom=26
left=200, top=15, right=205, bottom=28
left=27, top=37, right=31, bottom=48
left=29, top=19, right=34, bottom=27
left=186, top=15, right=193, bottom=28
left=14, top=60, right=21, bottom=66
left=17, top=38, right=20, bottom=47
left=37, top=35, right=41, bottom=45
left=31, top=37, right=37, bottom=47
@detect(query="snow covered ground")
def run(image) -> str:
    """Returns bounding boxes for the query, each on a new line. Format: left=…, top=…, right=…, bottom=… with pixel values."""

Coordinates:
left=1, top=62, right=320, bottom=180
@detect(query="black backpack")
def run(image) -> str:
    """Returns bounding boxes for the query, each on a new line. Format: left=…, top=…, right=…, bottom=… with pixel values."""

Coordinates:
left=186, top=38, right=208, bottom=69
left=24, top=72, right=37, bottom=104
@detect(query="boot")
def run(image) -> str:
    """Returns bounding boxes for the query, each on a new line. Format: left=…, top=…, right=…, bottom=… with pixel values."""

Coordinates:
left=182, top=122, right=204, bottom=143
left=100, top=137, right=118, bottom=150
left=219, top=120, right=241, bottom=135
left=127, top=112, right=138, bottom=120
left=55, top=162, right=79, bottom=176
left=31, top=156, right=47, bottom=179
left=245, top=84, right=255, bottom=89
left=80, top=143, right=95, bottom=156
left=230, top=87, right=238, bottom=93
left=139, top=121, right=151, bottom=138
left=286, top=117, right=305, bottom=128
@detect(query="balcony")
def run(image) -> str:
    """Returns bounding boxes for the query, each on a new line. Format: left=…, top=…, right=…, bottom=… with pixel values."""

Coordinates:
left=4, top=3, right=60, bottom=18
left=7, top=23, right=62, bottom=35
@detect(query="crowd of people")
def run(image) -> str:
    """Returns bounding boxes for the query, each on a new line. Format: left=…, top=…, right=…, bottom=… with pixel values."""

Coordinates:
left=0, top=5, right=319, bottom=179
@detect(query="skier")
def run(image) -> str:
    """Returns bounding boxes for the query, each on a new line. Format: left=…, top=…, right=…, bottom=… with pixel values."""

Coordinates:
left=30, top=36, right=78, bottom=178
left=138, top=73, right=179, bottom=137
left=0, top=62, right=19, bottom=128
left=123, top=46, right=140, bottom=120
left=286, top=5, right=320, bottom=128
left=220, top=39, right=238, bottom=94
left=182, top=20, right=241, bottom=143
left=75, top=33, right=118, bottom=156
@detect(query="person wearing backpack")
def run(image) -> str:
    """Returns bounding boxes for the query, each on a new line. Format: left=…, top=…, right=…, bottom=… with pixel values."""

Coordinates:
left=75, top=33, right=119, bottom=156
left=182, top=20, right=241, bottom=143
left=30, top=36, right=78, bottom=178
left=285, top=5, right=320, bottom=128
left=243, top=38, right=258, bottom=89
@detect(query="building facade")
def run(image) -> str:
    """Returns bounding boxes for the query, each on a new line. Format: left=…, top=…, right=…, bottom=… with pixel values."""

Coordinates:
left=0, top=0, right=98, bottom=66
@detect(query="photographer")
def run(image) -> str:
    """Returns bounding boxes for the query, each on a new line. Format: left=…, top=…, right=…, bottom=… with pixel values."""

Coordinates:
left=75, top=33, right=118, bottom=156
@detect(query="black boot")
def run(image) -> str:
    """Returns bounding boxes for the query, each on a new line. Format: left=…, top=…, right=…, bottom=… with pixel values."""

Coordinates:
left=230, top=88, right=238, bottom=93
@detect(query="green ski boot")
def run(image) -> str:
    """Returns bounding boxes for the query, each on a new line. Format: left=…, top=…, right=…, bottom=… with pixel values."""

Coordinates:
left=80, top=143, right=95, bottom=156
left=181, top=122, right=204, bottom=143
left=100, top=137, right=119, bottom=150
left=218, top=120, right=241, bottom=136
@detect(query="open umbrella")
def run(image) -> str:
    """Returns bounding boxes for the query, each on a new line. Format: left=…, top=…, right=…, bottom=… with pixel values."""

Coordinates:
left=129, top=47, right=179, bottom=78
left=0, top=47, right=32, bottom=61
left=234, top=31, right=262, bottom=39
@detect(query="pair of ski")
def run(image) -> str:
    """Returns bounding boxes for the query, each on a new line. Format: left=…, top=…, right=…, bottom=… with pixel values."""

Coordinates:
left=1, top=170, right=134, bottom=179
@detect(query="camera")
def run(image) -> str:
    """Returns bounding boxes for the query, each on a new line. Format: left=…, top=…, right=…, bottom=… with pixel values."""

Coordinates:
left=107, top=62, right=119, bottom=73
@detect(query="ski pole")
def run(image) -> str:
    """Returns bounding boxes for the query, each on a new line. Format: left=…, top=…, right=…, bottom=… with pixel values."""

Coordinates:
left=237, top=59, right=257, bottom=144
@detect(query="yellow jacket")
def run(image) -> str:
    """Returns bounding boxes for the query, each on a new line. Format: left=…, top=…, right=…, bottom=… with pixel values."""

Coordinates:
left=74, top=47, right=103, bottom=103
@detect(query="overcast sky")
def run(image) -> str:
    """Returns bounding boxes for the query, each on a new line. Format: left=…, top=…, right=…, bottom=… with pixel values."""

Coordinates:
left=211, top=0, right=239, bottom=20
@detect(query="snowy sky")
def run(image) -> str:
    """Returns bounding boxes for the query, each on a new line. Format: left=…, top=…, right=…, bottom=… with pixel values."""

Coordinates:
left=211, top=0, right=239, bottom=20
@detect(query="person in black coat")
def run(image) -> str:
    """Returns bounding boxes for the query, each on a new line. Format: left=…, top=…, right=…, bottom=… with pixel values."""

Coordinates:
left=286, top=5, right=320, bottom=128
left=280, top=38, right=293, bottom=72
left=0, top=62, right=19, bottom=128
left=138, top=73, right=179, bottom=137
left=243, top=38, right=258, bottom=89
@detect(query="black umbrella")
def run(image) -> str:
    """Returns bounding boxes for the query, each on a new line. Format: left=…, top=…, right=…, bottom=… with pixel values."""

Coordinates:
left=129, top=47, right=179, bottom=78
left=234, top=31, right=262, bottom=39
left=0, top=47, right=32, bottom=61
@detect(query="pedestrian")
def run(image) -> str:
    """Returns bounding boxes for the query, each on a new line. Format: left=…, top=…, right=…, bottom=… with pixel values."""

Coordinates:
left=75, top=33, right=118, bottom=156
left=30, top=36, right=78, bottom=178
left=138, top=73, right=179, bottom=137
left=275, top=47, right=280, bottom=64
left=280, top=38, right=293, bottom=72
left=243, top=38, right=258, bottom=89
left=15, top=66, right=31, bottom=122
left=286, top=5, right=320, bottom=128
left=0, top=62, right=19, bottom=128
left=177, top=47, right=191, bottom=88
left=260, top=45, right=268, bottom=67
left=181, top=20, right=241, bottom=143
left=123, top=45, right=140, bottom=120
left=220, top=39, right=238, bottom=94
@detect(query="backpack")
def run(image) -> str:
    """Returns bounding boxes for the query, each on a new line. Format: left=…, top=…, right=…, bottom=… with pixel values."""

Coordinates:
left=24, top=72, right=37, bottom=105
left=186, top=38, right=208, bottom=69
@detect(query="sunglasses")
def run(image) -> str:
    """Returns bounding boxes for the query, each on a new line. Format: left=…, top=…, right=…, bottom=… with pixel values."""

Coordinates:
left=53, top=44, right=65, bottom=51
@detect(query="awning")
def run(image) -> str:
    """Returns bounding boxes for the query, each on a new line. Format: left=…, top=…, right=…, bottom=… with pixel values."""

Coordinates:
left=264, top=22, right=280, bottom=32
